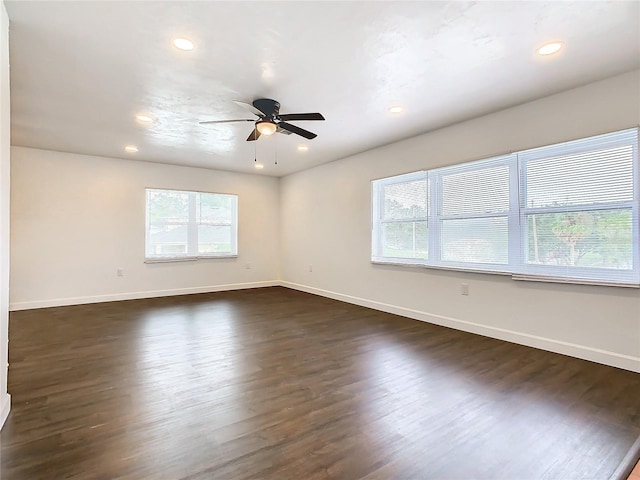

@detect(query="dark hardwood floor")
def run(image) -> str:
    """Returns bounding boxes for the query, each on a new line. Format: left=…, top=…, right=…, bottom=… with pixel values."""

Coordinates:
left=2, top=286, right=639, bottom=479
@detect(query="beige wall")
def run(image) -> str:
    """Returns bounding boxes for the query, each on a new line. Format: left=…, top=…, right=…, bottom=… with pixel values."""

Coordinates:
left=1, top=0, right=11, bottom=427
left=9, top=148, right=280, bottom=309
left=280, top=70, right=640, bottom=372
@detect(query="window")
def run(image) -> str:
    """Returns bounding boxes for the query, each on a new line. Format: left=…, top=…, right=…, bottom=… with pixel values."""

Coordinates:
left=371, top=128, right=639, bottom=286
left=432, top=156, right=515, bottom=270
left=372, top=172, right=428, bottom=263
left=146, top=188, right=237, bottom=260
left=517, top=130, right=637, bottom=284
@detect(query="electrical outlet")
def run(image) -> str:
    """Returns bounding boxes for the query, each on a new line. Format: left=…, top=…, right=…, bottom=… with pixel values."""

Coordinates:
left=309, top=265, right=313, bottom=272
left=117, top=268, right=124, bottom=277
left=461, top=283, right=469, bottom=296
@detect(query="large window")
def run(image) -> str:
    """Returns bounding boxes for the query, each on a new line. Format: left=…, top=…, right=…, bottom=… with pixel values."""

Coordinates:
left=145, top=188, right=238, bottom=260
left=371, top=128, right=639, bottom=286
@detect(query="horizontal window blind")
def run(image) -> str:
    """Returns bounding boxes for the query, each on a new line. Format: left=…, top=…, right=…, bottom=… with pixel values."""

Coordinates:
left=440, top=163, right=510, bottom=216
left=434, top=157, right=512, bottom=269
left=441, top=217, right=509, bottom=265
left=523, top=146, right=633, bottom=207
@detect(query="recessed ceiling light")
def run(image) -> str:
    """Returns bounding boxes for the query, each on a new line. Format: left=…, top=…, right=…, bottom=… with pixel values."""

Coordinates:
left=537, top=42, right=563, bottom=56
left=124, top=145, right=138, bottom=153
left=297, top=144, right=309, bottom=152
left=135, top=114, right=153, bottom=123
left=254, top=163, right=264, bottom=170
left=172, top=38, right=194, bottom=51
left=261, top=62, right=274, bottom=80
left=388, top=105, right=404, bottom=114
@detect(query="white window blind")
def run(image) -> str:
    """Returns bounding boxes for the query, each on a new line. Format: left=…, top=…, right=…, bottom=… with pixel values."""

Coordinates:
left=432, top=157, right=514, bottom=269
left=371, top=128, right=639, bottom=286
left=517, top=129, right=638, bottom=284
left=372, top=172, right=428, bottom=263
left=146, top=188, right=238, bottom=260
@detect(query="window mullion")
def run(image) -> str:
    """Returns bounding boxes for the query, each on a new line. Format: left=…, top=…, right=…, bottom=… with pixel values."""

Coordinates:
left=508, top=154, right=520, bottom=270
left=632, top=139, right=639, bottom=274
left=428, top=172, right=440, bottom=265
left=438, top=211, right=509, bottom=221
left=381, top=217, right=428, bottom=224
left=371, top=182, right=380, bottom=258
left=523, top=201, right=635, bottom=215
left=188, top=192, right=198, bottom=256
left=231, top=198, right=238, bottom=256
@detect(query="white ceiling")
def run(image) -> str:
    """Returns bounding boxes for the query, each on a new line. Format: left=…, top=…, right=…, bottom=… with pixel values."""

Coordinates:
left=6, top=1, right=640, bottom=177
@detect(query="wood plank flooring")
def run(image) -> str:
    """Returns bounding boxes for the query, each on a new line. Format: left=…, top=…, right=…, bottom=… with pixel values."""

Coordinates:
left=1, top=286, right=639, bottom=479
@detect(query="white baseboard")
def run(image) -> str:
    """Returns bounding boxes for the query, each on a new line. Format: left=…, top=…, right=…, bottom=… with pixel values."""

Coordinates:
left=281, top=281, right=640, bottom=373
left=0, top=392, right=10, bottom=430
left=9, top=281, right=280, bottom=311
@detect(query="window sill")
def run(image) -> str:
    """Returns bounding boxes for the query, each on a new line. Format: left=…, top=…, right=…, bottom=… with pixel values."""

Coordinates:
left=145, top=255, right=238, bottom=264
left=371, top=260, right=639, bottom=288
left=511, top=275, right=639, bottom=288
left=372, top=260, right=511, bottom=276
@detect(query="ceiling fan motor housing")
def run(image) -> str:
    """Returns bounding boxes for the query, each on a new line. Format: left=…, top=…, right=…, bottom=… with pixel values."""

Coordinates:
left=253, top=98, right=280, bottom=118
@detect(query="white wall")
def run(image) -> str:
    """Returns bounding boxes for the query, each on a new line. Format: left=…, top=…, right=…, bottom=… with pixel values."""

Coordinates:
left=9, top=148, right=280, bottom=309
left=280, top=70, right=640, bottom=372
left=1, top=0, right=11, bottom=428
left=7, top=70, right=640, bottom=376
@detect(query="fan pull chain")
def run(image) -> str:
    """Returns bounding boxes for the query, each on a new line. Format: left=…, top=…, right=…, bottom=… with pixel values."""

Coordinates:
left=274, top=130, right=278, bottom=165
left=254, top=125, right=257, bottom=163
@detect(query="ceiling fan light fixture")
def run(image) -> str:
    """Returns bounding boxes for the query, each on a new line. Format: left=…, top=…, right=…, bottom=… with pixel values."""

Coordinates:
left=256, top=120, right=277, bottom=136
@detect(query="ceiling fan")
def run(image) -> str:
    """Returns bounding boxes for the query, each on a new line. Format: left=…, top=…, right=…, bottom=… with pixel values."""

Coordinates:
left=200, top=98, right=325, bottom=141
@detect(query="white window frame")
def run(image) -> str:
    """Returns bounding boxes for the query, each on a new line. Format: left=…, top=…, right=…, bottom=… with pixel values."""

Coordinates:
left=371, top=128, right=640, bottom=287
left=428, top=154, right=516, bottom=273
left=145, top=188, right=238, bottom=262
left=372, top=171, right=428, bottom=265
left=514, top=130, right=638, bottom=285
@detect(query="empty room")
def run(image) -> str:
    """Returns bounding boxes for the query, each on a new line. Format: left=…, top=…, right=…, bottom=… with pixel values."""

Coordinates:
left=1, top=1, right=639, bottom=479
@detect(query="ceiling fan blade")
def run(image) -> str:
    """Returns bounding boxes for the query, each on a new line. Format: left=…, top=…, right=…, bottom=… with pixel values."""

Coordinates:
left=199, top=119, right=254, bottom=125
left=233, top=100, right=265, bottom=117
left=278, top=113, right=325, bottom=121
left=278, top=122, right=317, bottom=139
left=246, top=128, right=261, bottom=141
